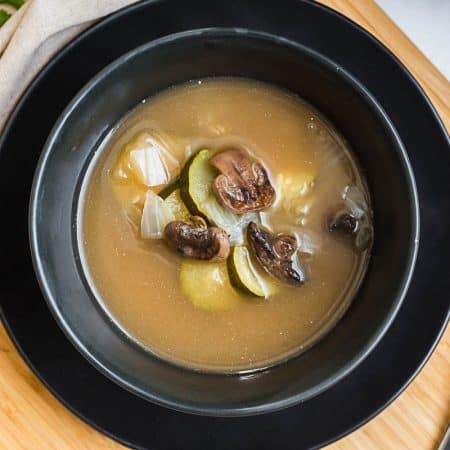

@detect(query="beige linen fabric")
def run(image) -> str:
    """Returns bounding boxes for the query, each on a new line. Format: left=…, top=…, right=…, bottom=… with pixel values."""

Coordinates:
left=0, top=0, right=139, bottom=131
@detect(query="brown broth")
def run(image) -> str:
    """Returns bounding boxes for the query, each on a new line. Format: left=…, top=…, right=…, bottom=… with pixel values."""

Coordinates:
left=81, top=78, right=371, bottom=372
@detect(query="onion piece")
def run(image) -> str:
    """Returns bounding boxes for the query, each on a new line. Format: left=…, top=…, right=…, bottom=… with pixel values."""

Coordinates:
left=342, top=185, right=368, bottom=219
left=116, top=131, right=180, bottom=187
left=295, top=230, right=320, bottom=255
left=129, top=136, right=179, bottom=186
left=140, top=190, right=175, bottom=239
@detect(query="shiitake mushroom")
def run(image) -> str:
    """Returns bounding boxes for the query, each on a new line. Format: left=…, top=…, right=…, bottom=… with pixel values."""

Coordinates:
left=164, top=217, right=230, bottom=262
left=328, top=209, right=373, bottom=251
left=246, top=222, right=305, bottom=286
left=209, top=148, right=275, bottom=214
left=329, top=210, right=358, bottom=234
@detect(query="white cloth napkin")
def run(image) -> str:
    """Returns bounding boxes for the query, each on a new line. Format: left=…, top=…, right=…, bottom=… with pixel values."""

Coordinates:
left=0, top=0, right=139, bottom=132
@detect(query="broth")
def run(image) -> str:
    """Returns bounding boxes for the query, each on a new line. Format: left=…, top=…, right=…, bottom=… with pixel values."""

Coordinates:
left=82, top=78, right=372, bottom=372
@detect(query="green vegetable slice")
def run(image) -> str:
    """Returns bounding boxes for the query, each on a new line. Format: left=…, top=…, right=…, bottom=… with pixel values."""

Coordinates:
left=228, top=246, right=279, bottom=297
left=158, top=177, right=180, bottom=199
left=164, top=189, right=191, bottom=222
left=180, top=260, right=240, bottom=312
left=180, top=149, right=256, bottom=244
left=180, top=149, right=215, bottom=215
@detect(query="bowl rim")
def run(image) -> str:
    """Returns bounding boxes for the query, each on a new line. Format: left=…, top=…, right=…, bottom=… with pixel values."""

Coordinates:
left=29, top=27, right=420, bottom=416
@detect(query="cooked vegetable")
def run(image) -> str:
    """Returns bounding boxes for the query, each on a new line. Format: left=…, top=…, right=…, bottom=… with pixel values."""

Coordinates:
left=354, top=220, right=373, bottom=251
left=329, top=211, right=358, bottom=234
left=140, top=190, right=175, bottom=239
left=124, top=202, right=145, bottom=229
left=158, top=178, right=180, bottom=199
left=179, top=260, right=240, bottom=311
left=180, top=149, right=256, bottom=244
left=295, top=230, right=320, bottom=255
left=209, top=148, right=275, bottom=213
left=228, top=246, right=279, bottom=297
left=114, top=131, right=180, bottom=187
left=179, top=149, right=217, bottom=215
left=141, top=188, right=191, bottom=239
left=328, top=185, right=373, bottom=251
left=343, top=185, right=373, bottom=250
left=164, top=219, right=230, bottom=262
left=343, top=185, right=369, bottom=219
left=247, top=222, right=306, bottom=286
left=328, top=209, right=373, bottom=251
left=163, top=189, right=191, bottom=222
left=276, top=170, right=315, bottom=225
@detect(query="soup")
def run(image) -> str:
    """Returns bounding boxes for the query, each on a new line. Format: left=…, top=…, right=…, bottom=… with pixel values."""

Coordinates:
left=82, top=78, right=373, bottom=372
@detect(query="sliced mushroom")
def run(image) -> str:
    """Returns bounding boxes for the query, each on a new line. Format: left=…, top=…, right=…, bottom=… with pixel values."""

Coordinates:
left=164, top=217, right=230, bottom=261
left=209, top=149, right=275, bottom=214
left=247, top=222, right=305, bottom=286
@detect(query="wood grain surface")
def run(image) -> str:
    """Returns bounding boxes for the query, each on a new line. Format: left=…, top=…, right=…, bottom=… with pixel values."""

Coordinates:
left=1, top=0, right=449, bottom=448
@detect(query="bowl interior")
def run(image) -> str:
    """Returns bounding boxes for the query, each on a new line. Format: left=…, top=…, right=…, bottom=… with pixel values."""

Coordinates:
left=30, top=29, right=418, bottom=416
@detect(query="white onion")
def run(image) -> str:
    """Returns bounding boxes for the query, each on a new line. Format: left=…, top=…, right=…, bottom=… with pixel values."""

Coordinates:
left=140, top=190, right=175, bottom=239
left=295, top=230, right=321, bottom=255
left=342, top=185, right=368, bottom=219
left=128, top=133, right=180, bottom=187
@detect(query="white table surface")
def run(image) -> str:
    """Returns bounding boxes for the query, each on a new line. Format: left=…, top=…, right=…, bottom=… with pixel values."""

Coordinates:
left=376, top=0, right=450, bottom=80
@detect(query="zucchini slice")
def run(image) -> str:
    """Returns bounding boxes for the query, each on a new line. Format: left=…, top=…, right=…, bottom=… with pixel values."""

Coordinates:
left=158, top=178, right=180, bottom=199
left=180, top=149, right=216, bottom=215
left=180, top=149, right=255, bottom=244
left=179, top=260, right=240, bottom=312
left=164, top=189, right=191, bottom=222
left=228, top=246, right=279, bottom=298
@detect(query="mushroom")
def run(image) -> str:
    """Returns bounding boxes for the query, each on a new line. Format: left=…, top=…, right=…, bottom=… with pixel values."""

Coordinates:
left=328, top=209, right=373, bottom=251
left=164, top=217, right=230, bottom=261
left=209, top=149, right=275, bottom=214
left=328, top=210, right=358, bottom=234
left=247, top=222, right=305, bottom=286
left=327, top=185, right=374, bottom=251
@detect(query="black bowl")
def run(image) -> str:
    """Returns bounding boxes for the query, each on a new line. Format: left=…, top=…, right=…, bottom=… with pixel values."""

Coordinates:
left=29, top=28, right=419, bottom=416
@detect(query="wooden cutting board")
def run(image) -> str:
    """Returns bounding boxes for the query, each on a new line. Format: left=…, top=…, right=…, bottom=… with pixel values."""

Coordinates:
left=0, top=1, right=449, bottom=448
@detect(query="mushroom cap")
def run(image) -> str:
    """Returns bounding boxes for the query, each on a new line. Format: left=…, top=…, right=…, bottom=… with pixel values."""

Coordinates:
left=247, top=222, right=305, bottom=286
left=164, top=220, right=230, bottom=262
left=328, top=210, right=358, bottom=234
left=328, top=209, right=373, bottom=251
left=209, top=149, right=275, bottom=214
